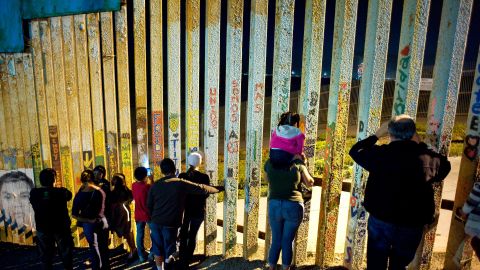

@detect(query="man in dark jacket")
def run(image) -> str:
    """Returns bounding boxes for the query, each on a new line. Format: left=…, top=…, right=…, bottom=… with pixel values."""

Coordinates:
left=349, top=115, right=451, bottom=269
left=30, top=168, right=73, bottom=270
left=147, top=158, right=223, bottom=270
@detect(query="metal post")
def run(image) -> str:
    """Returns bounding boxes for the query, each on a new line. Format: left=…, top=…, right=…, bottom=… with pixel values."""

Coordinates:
left=223, top=0, right=243, bottom=258
left=204, top=0, right=221, bottom=256
left=167, top=0, right=182, bottom=175
left=315, top=0, right=358, bottom=267
left=344, top=1, right=392, bottom=269
left=243, top=0, right=268, bottom=259
left=392, top=0, right=431, bottom=119
left=30, top=21, right=52, bottom=169
left=74, top=15, right=95, bottom=172
left=134, top=0, right=148, bottom=169
left=413, top=0, right=474, bottom=269
left=151, top=0, right=165, bottom=179
left=294, top=0, right=326, bottom=264
left=101, top=12, right=120, bottom=178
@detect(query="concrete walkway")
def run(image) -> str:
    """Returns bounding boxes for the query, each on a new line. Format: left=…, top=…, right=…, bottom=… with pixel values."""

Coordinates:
left=198, top=157, right=462, bottom=254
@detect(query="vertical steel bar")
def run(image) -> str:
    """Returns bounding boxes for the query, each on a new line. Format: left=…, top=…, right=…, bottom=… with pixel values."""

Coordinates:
left=7, top=56, right=25, bottom=170
left=0, top=56, right=7, bottom=170
left=413, top=0, right=473, bottom=269
left=115, top=4, right=134, bottom=185
left=204, top=0, right=221, bottom=256
left=134, top=0, right=149, bottom=169
left=243, top=0, right=268, bottom=259
left=14, top=56, right=31, bottom=171
left=50, top=16, right=75, bottom=195
left=223, top=0, right=243, bottom=258
left=30, top=21, right=51, bottom=169
left=1, top=55, right=16, bottom=169
left=167, top=0, right=182, bottom=175
left=344, top=1, right=392, bottom=269
left=60, top=15, right=83, bottom=246
left=74, top=15, right=95, bottom=172
left=62, top=16, right=83, bottom=189
left=185, top=0, right=200, bottom=160
left=265, top=0, right=295, bottom=258
left=150, top=0, right=165, bottom=179
left=293, top=0, right=326, bottom=264
left=444, top=44, right=480, bottom=270
left=315, top=0, right=358, bottom=267
left=392, top=0, right=431, bottom=118
left=23, top=54, right=43, bottom=190
left=87, top=13, right=106, bottom=167
left=100, top=12, right=120, bottom=178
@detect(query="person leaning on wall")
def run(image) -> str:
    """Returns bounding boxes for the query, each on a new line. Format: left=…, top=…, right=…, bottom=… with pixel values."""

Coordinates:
left=349, top=114, right=451, bottom=269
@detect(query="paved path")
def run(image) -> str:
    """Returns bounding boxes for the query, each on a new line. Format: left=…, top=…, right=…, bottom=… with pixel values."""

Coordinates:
left=198, top=157, right=462, bottom=254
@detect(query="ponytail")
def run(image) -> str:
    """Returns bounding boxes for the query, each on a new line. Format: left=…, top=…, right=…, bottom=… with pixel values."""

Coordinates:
left=278, top=111, right=300, bottom=127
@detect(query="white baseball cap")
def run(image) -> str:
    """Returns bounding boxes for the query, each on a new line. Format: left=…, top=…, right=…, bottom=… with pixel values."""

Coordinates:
left=187, top=152, right=202, bottom=167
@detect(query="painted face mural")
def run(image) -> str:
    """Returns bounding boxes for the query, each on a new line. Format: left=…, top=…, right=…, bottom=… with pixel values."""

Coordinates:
left=0, top=171, right=35, bottom=229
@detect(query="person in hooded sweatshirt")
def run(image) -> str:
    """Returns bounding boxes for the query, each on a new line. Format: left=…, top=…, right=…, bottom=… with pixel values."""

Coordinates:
left=269, top=112, right=305, bottom=169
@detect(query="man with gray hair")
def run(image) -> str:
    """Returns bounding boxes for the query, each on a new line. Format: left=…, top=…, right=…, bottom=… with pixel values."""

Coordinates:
left=349, top=114, right=451, bottom=269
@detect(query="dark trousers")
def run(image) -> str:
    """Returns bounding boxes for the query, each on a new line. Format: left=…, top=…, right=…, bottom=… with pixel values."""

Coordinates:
left=83, top=222, right=110, bottom=270
left=472, top=236, right=480, bottom=259
left=36, top=229, right=73, bottom=270
left=179, top=215, right=204, bottom=265
left=366, top=215, right=423, bottom=270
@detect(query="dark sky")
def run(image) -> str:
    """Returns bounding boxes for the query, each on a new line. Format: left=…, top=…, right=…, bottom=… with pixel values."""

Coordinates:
left=249, top=0, right=480, bottom=79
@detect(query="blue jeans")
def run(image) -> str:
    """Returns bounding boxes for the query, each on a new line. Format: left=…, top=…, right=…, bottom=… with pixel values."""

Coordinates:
left=268, top=199, right=304, bottom=267
left=36, top=229, right=73, bottom=270
left=82, top=222, right=110, bottom=270
left=150, top=222, right=178, bottom=260
left=179, top=215, right=204, bottom=263
left=136, top=221, right=152, bottom=261
left=367, top=215, right=423, bottom=270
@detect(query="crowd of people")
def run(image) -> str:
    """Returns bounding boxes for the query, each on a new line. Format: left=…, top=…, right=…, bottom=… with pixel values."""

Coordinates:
left=24, top=112, right=480, bottom=270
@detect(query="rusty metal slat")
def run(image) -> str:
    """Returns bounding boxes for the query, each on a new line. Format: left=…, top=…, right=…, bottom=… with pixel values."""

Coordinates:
left=115, top=4, right=134, bottom=185
left=344, top=1, right=392, bottom=269
left=444, top=43, right=480, bottom=270
left=243, top=0, right=268, bottom=259
left=134, top=0, right=149, bottom=169
left=22, top=54, right=43, bottom=190
left=266, top=0, right=295, bottom=259
left=316, top=0, right=358, bottom=267
left=185, top=0, right=200, bottom=160
left=392, top=0, right=430, bottom=119
left=0, top=55, right=15, bottom=170
left=223, top=0, right=243, bottom=258
left=413, top=0, right=474, bottom=269
left=14, top=55, right=32, bottom=171
left=294, top=0, right=326, bottom=264
left=100, top=12, right=120, bottom=178
left=167, top=0, right=182, bottom=174
left=0, top=56, right=8, bottom=170
left=50, top=16, right=75, bottom=194
left=61, top=16, right=83, bottom=194
left=150, top=0, right=165, bottom=179
left=204, top=0, right=221, bottom=256
left=6, top=56, right=24, bottom=169
left=74, top=14, right=95, bottom=171
left=30, top=21, right=52, bottom=169
left=86, top=13, right=106, bottom=166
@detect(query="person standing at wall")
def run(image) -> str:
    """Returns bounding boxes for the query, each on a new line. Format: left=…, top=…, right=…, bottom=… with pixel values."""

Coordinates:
left=147, top=158, right=224, bottom=270
left=132, top=166, right=152, bottom=263
left=178, top=152, right=210, bottom=268
left=264, top=156, right=314, bottom=270
left=109, top=173, right=136, bottom=259
left=29, top=168, right=73, bottom=270
left=93, top=165, right=111, bottom=222
left=349, top=115, right=451, bottom=269
left=72, top=170, right=110, bottom=270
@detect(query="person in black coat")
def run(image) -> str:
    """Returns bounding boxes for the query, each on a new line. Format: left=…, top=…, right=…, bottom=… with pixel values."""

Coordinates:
left=349, top=114, right=451, bottom=269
